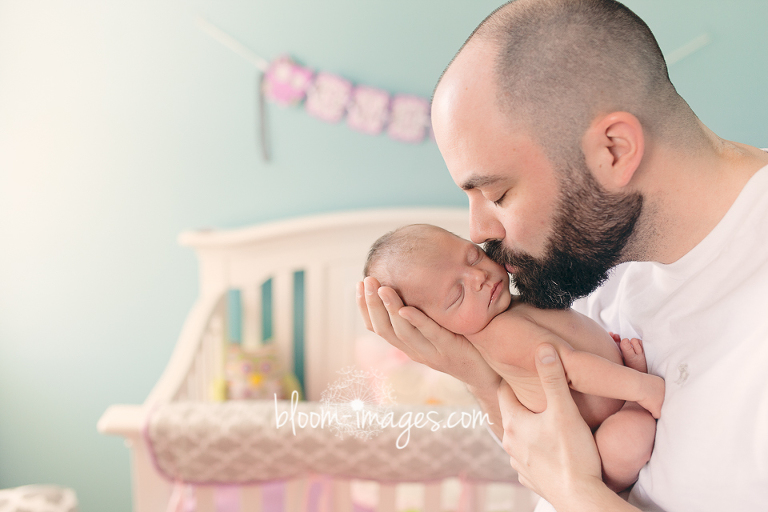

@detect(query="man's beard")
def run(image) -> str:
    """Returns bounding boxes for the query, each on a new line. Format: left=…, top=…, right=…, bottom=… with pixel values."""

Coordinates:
left=484, top=160, right=643, bottom=309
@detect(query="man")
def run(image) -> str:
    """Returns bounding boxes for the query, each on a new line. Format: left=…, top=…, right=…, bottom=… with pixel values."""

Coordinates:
left=358, top=0, right=768, bottom=510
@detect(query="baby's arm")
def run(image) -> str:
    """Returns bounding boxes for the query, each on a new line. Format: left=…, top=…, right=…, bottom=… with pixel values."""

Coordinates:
left=558, top=346, right=664, bottom=418
left=471, top=313, right=664, bottom=418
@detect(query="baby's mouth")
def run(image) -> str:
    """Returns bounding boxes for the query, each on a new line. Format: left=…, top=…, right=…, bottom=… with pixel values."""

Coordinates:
left=489, top=280, right=502, bottom=306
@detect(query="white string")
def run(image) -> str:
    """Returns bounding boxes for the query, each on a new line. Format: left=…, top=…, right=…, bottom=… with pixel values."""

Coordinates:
left=197, top=13, right=708, bottom=72
left=196, top=15, right=270, bottom=71
left=665, top=33, right=712, bottom=66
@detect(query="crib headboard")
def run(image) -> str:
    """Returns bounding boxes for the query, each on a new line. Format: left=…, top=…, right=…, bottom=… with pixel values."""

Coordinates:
left=146, top=208, right=470, bottom=405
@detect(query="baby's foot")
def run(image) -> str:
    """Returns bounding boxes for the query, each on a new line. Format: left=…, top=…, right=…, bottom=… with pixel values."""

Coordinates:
left=620, top=338, right=648, bottom=373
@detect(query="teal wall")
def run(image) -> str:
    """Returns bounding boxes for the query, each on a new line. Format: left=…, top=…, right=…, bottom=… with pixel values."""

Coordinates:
left=0, top=1, right=765, bottom=510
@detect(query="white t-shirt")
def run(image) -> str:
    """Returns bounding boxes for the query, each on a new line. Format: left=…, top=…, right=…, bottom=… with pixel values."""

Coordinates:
left=538, top=162, right=768, bottom=511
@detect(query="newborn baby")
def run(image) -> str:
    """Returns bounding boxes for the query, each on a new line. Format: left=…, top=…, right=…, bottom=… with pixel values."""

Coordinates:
left=364, top=224, right=664, bottom=492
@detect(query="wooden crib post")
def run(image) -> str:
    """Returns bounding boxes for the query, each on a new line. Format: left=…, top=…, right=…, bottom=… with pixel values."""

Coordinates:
left=272, top=271, right=294, bottom=380
left=377, top=483, right=397, bottom=512
left=240, top=486, right=262, bottom=512
left=241, top=285, right=262, bottom=351
left=284, top=478, right=306, bottom=512
left=424, top=483, right=442, bottom=512
left=194, top=487, right=216, bottom=512
left=331, top=480, right=353, bottom=512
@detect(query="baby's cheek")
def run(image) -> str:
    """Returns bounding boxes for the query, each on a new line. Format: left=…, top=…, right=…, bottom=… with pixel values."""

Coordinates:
left=425, top=308, right=454, bottom=331
left=452, top=310, right=487, bottom=336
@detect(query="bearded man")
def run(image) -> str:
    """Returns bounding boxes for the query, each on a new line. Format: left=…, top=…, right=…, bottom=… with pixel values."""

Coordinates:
left=358, top=0, right=768, bottom=510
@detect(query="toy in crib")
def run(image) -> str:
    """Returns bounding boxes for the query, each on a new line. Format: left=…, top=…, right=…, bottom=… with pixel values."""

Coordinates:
left=218, top=343, right=303, bottom=401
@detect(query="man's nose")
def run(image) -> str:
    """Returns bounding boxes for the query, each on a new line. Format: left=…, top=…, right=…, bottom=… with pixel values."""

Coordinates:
left=468, top=198, right=505, bottom=245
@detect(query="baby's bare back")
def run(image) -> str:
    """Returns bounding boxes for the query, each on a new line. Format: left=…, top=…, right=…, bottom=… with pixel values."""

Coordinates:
left=468, top=300, right=625, bottom=429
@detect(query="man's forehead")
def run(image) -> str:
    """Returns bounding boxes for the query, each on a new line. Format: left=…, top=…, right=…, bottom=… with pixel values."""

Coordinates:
left=432, top=41, right=498, bottom=122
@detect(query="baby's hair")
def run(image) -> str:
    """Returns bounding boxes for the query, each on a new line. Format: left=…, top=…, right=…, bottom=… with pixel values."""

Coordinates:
left=363, top=224, right=451, bottom=290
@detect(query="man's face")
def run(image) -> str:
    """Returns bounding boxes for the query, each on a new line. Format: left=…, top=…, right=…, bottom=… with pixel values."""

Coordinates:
left=398, top=228, right=512, bottom=335
left=432, top=41, right=642, bottom=308
left=484, top=160, right=642, bottom=309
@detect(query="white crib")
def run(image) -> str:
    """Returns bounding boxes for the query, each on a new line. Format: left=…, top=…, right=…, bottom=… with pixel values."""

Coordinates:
left=98, top=208, right=538, bottom=512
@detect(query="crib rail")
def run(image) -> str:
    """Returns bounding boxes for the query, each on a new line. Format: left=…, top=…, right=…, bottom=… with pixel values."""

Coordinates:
left=159, top=208, right=475, bottom=403
left=144, top=292, right=227, bottom=405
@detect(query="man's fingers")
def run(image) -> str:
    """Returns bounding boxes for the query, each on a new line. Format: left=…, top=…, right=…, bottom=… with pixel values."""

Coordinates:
left=378, top=285, right=405, bottom=311
left=362, top=277, right=427, bottom=358
left=364, top=277, right=398, bottom=338
left=398, top=306, right=442, bottom=340
left=535, top=343, right=575, bottom=412
left=356, top=281, right=373, bottom=331
left=378, top=288, right=429, bottom=350
left=497, top=379, right=526, bottom=433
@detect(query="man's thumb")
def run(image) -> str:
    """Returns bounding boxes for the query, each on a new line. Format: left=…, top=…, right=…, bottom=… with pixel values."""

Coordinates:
left=535, top=344, right=571, bottom=403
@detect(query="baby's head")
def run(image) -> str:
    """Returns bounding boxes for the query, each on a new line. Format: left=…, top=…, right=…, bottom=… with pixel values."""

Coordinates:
left=364, top=224, right=511, bottom=336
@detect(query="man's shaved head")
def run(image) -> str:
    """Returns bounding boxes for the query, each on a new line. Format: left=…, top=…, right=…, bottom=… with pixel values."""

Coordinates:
left=438, top=0, right=693, bottom=162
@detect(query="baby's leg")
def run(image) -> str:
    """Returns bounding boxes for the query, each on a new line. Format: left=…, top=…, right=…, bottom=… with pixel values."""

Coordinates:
left=596, top=337, right=655, bottom=490
left=594, top=401, right=657, bottom=492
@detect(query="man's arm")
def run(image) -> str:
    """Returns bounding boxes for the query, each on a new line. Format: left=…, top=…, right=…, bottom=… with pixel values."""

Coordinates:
left=356, top=277, right=504, bottom=437
left=499, top=344, right=641, bottom=512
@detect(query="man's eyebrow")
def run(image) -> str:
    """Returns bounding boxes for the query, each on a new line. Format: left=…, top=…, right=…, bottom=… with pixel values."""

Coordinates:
left=460, top=174, right=504, bottom=191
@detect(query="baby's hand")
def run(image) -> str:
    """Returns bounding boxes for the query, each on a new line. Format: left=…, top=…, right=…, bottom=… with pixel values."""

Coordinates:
left=637, top=374, right=665, bottom=419
left=619, top=337, right=648, bottom=374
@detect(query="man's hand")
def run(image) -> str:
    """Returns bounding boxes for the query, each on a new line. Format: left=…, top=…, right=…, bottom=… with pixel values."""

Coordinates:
left=499, top=343, right=628, bottom=510
left=356, top=276, right=499, bottom=390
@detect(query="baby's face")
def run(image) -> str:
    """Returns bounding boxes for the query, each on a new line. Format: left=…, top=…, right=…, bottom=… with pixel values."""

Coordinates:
left=399, top=229, right=512, bottom=336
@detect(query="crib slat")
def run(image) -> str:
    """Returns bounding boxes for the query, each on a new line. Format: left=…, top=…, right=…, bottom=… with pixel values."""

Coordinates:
left=241, top=486, right=262, bottom=512
left=195, top=486, right=215, bottom=512
left=241, top=285, right=262, bottom=351
left=186, top=360, right=197, bottom=401
left=463, top=483, right=487, bottom=512
left=208, top=327, right=222, bottom=401
left=332, top=480, right=353, bottom=512
left=303, top=264, right=327, bottom=400
left=377, top=484, right=396, bottom=512
left=424, top=483, right=442, bottom=512
left=273, top=271, right=294, bottom=373
left=285, top=478, right=306, bottom=512
left=199, top=335, right=208, bottom=401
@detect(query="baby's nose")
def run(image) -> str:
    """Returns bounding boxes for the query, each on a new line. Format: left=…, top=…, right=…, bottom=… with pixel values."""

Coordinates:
left=471, top=268, right=489, bottom=289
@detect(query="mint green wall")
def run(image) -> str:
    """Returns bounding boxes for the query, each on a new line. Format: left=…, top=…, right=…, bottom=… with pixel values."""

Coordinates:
left=0, top=1, right=765, bottom=511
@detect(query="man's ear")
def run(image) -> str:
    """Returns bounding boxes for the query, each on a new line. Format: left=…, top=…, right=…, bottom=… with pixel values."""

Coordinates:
left=582, top=112, right=644, bottom=190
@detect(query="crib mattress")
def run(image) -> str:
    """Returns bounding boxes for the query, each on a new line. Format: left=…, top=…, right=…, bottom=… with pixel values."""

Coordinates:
left=146, top=400, right=517, bottom=484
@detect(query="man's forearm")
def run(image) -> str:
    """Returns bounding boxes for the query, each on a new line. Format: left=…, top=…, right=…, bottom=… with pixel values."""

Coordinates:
left=554, top=478, right=640, bottom=512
